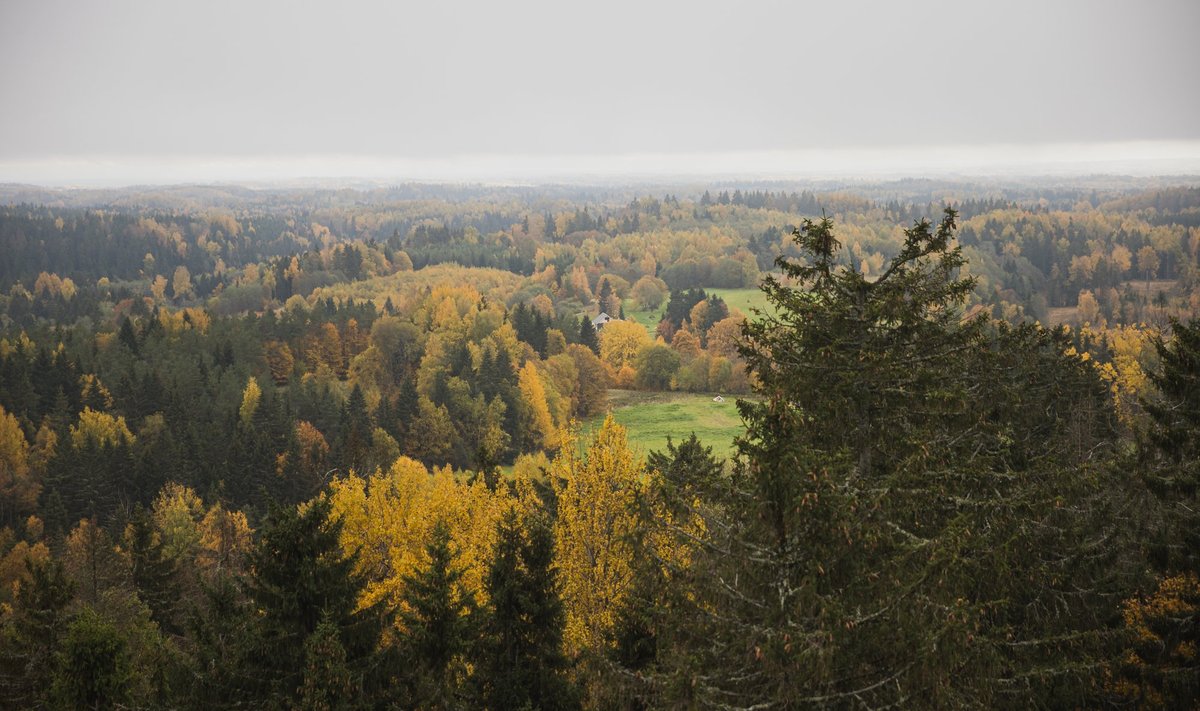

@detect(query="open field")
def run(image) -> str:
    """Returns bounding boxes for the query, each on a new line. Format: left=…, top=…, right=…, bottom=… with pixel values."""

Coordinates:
left=1045, top=306, right=1078, bottom=326
left=623, top=287, right=772, bottom=336
left=583, top=389, right=746, bottom=461
left=624, top=304, right=664, bottom=334
left=1120, top=279, right=1178, bottom=296
left=704, top=287, right=772, bottom=318
left=1045, top=279, right=1179, bottom=326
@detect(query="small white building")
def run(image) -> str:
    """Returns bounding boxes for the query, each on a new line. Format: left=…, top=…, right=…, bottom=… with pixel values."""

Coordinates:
left=592, top=312, right=613, bottom=329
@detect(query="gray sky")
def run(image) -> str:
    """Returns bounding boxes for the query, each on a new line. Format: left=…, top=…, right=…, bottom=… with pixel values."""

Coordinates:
left=1, top=0, right=1198, bottom=182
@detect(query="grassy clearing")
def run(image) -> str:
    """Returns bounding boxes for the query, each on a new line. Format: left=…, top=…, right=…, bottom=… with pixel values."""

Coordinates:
left=623, top=287, right=773, bottom=337
left=705, top=287, right=772, bottom=318
left=624, top=305, right=664, bottom=334
left=1120, top=279, right=1178, bottom=296
left=583, top=389, right=746, bottom=462
left=1045, top=306, right=1077, bottom=326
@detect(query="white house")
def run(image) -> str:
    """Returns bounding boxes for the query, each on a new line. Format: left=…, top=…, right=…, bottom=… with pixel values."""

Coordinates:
left=591, top=312, right=613, bottom=329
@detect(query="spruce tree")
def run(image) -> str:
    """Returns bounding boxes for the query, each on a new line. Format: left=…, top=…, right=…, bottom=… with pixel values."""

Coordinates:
left=118, top=317, right=140, bottom=356
left=334, top=384, right=372, bottom=473
left=125, top=504, right=181, bottom=635
left=184, top=572, right=258, bottom=709
left=298, top=615, right=358, bottom=711
left=598, top=278, right=613, bottom=312
left=1148, top=318, right=1200, bottom=566
left=0, top=558, right=75, bottom=708
left=242, top=497, right=389, bottom=707
left=612, top=435, right=725, bottom=706
left=646, top=433, right=724, bottom=519
left=51, top=608, right=133, bottom=710
left=475, top=510, right=578, bottom=711
left=397, top=519, right=476, bottom=709
left=579, top=316, right=600, bottom=355
left=656, top=210, right=1128, bottom=707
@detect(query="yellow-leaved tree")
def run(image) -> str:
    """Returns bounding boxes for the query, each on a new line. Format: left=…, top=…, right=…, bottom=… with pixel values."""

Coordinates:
left=198, top=502, right=254, bottom=576
left=599, top=320, right=651, bottom=375
left=0, top=404, right=39, bottom=524
left=599, top=320, right=652, bottom=389
left=151, top=482, right=204, bottom=561
left=1106, top=573, right=1200, bottom=707
left=239, top=376, right=262, bottom=426
left=328, top=457, right=511, bottom=626
left=70, top=407, right=134, bottom=449
left=518, top=361, right=558, bottom=449
left=552, top=415, right=646, bottom=654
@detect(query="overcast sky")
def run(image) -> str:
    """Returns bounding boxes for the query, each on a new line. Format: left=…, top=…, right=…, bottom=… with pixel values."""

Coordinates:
left=1, top=0, right=1198, bottom=182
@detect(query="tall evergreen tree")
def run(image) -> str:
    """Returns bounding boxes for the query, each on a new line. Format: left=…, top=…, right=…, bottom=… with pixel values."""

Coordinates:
left=396, top=519, right=476, bottom=709
left=1117, top=318, right=1200, bottom=706
left=598, top=278, right=614, bottom=311
left=118, top=317, right=140, bottom=356
left=475, top=510, right=578, bottom=711
left=611, top=435, right=725, bottom=707
left=51, top=609, right=133, bottom=709
left=184, top=573, right=258, bottom=709
left=125, top=504, right=182, bottom=635
left=241, top=497, right=389, bottom=707
left=335, top=384, right=373, bottom=473
left=297, top=615, right=359, bottom=711
left=645, top=434, right=724, bottom=515
left=0, top=558, right=76, bottom=708
left=579, top=316, right=600, bottom=356
left=651, top=210, right=1129, bottom=707
left=1142, top=317, right=1200, bottom=570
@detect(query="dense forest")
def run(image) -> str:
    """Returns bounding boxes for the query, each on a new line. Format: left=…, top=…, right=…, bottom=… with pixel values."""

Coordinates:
left=0, top=178, right=1198, bottom=708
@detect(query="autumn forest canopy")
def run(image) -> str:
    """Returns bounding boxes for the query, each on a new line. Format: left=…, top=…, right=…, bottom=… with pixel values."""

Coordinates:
left=0, top=177, right=1198, bottom=708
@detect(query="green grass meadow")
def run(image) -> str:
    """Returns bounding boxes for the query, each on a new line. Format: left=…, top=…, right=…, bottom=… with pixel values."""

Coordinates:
left=583, top=390, right=746, bottom=462
left=704, top=287, right=773, bottom=319
left=623, top=287, right=772, bottom=337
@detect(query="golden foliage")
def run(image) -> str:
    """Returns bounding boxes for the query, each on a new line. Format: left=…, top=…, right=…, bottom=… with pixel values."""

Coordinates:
left=70, top=407, right=134, bottom=449
left=198, top=503, right=254, bottom=576
left=294, top=420, right=330, bottom=474
left=0, top=540, right=50, bottom=601
left=518, top=361, right=558, bottom=449
left=328, top=457, right=512, bottom=621
left=150, top=275, right=168, bottom=302
left=29, top=424, right=57, bottom=479
left=1106, top=573, right=1200, bottom=708
left=706, top=315, right=745, bottom=360
left=670, top=328, right=702, bottom=360
left=151, top=482, right=204, bottom=561
left=172, top=265, right=192, bottom=299
left=265, top=340, right=296, bottom=385
left=63, top=518, right=127, bottom=604
left=1090, top=324, right=1157, bottom=428
left=239, top=376, right=262, bottom=427
left=551, top=416, right=646, bottom=654
left=0, top=405, right=38, bottom=521
left=158, top=306, right=211, bottom=335
left=307, top=322, right=346, bottom=377
left=32, top=272, right=76, bottom=300
left=599, top=320, right=652, bottom=375
left=1077, top=290, right=1103, bottom=328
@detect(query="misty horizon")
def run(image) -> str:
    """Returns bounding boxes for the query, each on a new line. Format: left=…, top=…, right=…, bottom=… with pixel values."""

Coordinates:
left=3, top=140, right=1200, bottom=188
